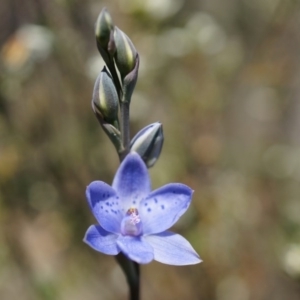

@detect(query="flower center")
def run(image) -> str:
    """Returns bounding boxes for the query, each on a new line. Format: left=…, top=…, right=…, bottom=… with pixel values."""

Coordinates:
left=120, top=208, right=142, bottom=236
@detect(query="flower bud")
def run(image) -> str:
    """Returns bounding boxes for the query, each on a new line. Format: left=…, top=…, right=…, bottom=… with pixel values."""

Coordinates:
left=114, top=27, right=137, bottom=79
left=130, top=123, right=164, bottom=168
left=122, top=53, right=139, bottom=104
left=95, top=8, right=114, bottom=50
left=92, top=67, right=119, bottom=125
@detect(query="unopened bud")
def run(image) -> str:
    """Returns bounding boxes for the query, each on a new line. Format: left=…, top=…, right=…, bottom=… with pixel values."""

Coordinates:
left=114, top=27, right=137, bottom=79
left=122, top=53, right=139, bottom=103
left=92, top=67, right=119, bottom=125
left=130, top=123, right=164, bottom=168
left=95, top=8, right=114, bottom=50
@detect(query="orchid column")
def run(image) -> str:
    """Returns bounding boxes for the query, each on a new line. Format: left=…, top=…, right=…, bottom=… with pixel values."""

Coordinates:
left=84, top=8, right=201, bottom=300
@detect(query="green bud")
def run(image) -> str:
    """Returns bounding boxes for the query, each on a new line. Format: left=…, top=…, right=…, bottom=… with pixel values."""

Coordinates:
left=130, top=123, right=164, bottom=168
left=95, top=8, right=114, bottom=50
left=92, top=67, right=119, bottom=125
left=122, top=53, right=139, bottom=103
left=114, top=27, right=137, bottom=79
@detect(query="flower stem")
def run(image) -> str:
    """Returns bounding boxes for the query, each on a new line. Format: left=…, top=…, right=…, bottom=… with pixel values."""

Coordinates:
left=116, top=253, right=140, bottom=300
left=117, top=87, right=140, bottom=300
left=120, top=101, right=130, bottom=160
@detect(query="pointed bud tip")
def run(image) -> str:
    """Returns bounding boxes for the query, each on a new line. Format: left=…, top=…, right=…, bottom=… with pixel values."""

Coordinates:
left=114, top=27, right=137, bottom=78
left=95, top=8, right=114, bottom=49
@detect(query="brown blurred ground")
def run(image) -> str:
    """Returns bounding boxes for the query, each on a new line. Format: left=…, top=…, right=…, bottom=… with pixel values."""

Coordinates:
left=1, top=0, right=300, bottom=299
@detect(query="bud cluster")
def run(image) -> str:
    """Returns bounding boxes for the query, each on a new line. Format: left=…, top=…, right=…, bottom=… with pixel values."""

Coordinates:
left=92, top=8, right=163, bottom=167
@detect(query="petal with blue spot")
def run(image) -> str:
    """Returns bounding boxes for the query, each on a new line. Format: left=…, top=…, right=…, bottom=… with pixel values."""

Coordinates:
left=140, top=183, right=193, bottom=235
left=86, top=181, right=123, bottom=234
left=112, top=153, right=151, bottom=209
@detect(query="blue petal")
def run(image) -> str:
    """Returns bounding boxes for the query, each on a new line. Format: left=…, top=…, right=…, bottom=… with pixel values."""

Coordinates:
left=144, top=231, right=201, bottom=265
left=83, top=225, right=120, bottom=255
left=86, top=181, right=123, bottom=234
left=116, top=235, right=154, bottom=264
left=140, top=183, right=193, bottom=234
left=112, top=153, right=151, bottom=209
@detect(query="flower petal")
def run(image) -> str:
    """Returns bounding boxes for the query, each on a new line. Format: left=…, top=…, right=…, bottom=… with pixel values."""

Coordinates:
left=144, top=231, right=201, bottom=265
left=116, top=235, right=154, bottom=264
left=140, top=183, right=193, bottom=234
left=112, top=153, right=151, bottom=209
left=83, top=225, right=120, bottom=255
left=86, top=181, right=123, bottom=234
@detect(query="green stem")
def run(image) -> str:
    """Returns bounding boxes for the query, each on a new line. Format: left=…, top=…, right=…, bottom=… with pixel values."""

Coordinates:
left=116, top=253, right=140, bottom=300
left=120, top=101, right=130, bottom=159
left=117, top=82, right=140, bottom=300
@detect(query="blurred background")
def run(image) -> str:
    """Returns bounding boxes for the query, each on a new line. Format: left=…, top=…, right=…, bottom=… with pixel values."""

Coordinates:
left=1, top=0, right=300, bottom=299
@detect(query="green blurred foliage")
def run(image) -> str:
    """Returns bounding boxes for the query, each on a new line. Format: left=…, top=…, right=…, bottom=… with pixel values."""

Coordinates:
left=1, top=0, right=300, bottom=299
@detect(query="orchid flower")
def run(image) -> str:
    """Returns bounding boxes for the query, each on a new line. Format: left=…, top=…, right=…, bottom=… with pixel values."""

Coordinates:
left=84, top=153, right=201, bottom=265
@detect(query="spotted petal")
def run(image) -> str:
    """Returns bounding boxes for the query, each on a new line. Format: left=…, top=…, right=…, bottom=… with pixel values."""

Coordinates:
left=86, top=181, right=123, bottom=234
left=144, top=231, right=201, bottom=265
left=84, top=225, right=120, bottom=255
left=112, top=153, right=151, bottom=209
left=117, top=236, right=154, bottom=264
left=140, top=183, right=193, bottom=235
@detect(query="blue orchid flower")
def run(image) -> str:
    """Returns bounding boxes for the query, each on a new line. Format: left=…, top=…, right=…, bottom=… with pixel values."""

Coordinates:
left=84, top=153, right=201, bottom=265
